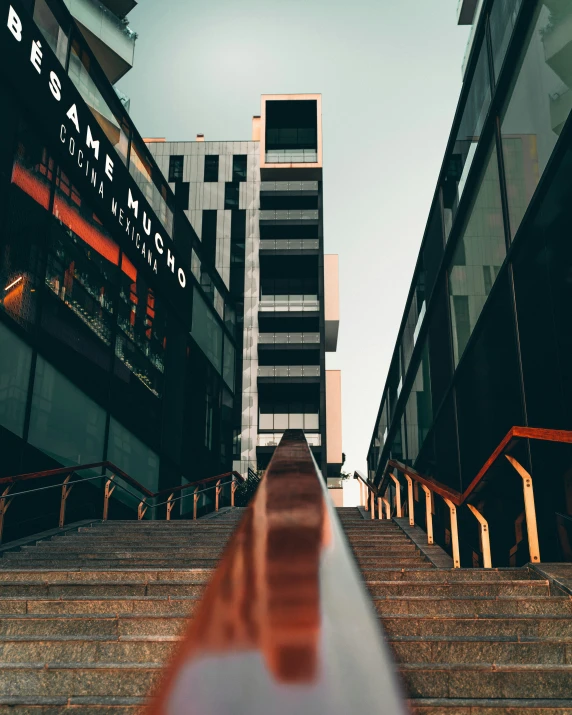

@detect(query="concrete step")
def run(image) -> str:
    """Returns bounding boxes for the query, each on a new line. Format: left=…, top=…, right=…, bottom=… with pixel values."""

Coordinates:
left=356, top=557, right=430, bottom=567
left=0, top=570, right=213, bottom=583
left=380, top=615, right=572, bottom=638
left=373, top=596, right=572, bottom=617
left=400, top=663, right=572, bottom=699
left=408, top=698, right=572, bottom=713
left=362, top=568, right=534, bottom=582
left=0, top=581, right=208, bottom=598
left=367, top=580, right=549, bottom=598
left=0, top=697, right=143, bottom=713
left=0, top=615, right=188, bottom=637
left=390, top=636, right=572, bottom=664
left=0, top=560, right=219, bottom=569
left=8, top=549, right=226, bottom=558
left=18, top=545, right=228, bottom=553
left=0, top=597, right=200, bottom=616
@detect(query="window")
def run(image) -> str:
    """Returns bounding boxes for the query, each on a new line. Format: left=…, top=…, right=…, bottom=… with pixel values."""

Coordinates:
left=33, top=0, right=69, bottom=67
left=0, top=322, right=32, bottom=438
left=204, top=155, right=219, bottom=182
left=107, top=417, right=159, bottom=494
left=404, top=343, right=433, bottom=465
left=232, top=155, right=247, bottom=182
left=128, top=140, right=173, bottom=237
left=489, top=0, right=524, bottom=80
left=224, top=182, right=240, bottom=210
left=168, top=155, right=184, bottom=183
left=501, top=3, right=572, bottom=239
left=192, top=287, right=223, bottom=373
left=202, top=211, right=217, bottom=264
left=175, top=181, right=189, bottom=210
left=223, top=335, right=235, bottom=391
left=448, top=142, right=505, bottom=365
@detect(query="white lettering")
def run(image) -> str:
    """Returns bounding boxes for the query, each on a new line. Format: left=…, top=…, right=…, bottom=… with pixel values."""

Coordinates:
left=77, top=149, right=83, bottom=168
left=147, top=249, right=152, bottom=266
left=135, top=233, right=141, bottom=248
left=98, top=181, right=104, bottom=197
left=119, top=208, right=124, bottom=225
left=142, top=211, right=151, bottom=236
left=178, top=267, right=186, bottom=288
left=125, top=218, right=131, bottom=234
left=153, top=259, right=158, bottom=274
left=69, top=137, right=75, bottom=156
left=30, top=39, right=42, bottom=74
left=7, top=6, right=22, bottom=42
left=112, top=199, right=118, bottom=216
left=90, top=168, right=97, bottom=187
left=105, top=155, right=113, bottom=182
left=154, top=232, right=164, bottom=254
left=127, top=189, right=139, bottom=218
left=167, top=249, right=175, bottom=272
left=86, top=125, right=100, bottom=160
left=66, top=104, right=80, bottom=133
left=49, top=71, right=61, bottom=101
left=59, top=124, right=66, bottom=142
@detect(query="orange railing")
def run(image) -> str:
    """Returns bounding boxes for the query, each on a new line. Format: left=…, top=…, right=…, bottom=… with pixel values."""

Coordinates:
left=0, top=461, right=245, bottom=543
left=356, top=427, right=572, bottom=568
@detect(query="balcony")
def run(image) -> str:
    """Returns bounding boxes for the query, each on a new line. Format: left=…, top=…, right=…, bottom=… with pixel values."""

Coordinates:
left=259, top=295, right=319, bottom=313
left=257, top=432, right=321, bottom=447
left=258, top=332, right=320, bottom=345
left=260, top=181, right=318, bottom=193
left=259, top=413, right=320, bottom=431
left=265, top=149, right=318, bottom=164
left=260, top=239, right=319, bottom=252
left=259, top=209, right=319, bottom=222
left=258, top=365, right=320, bottom=378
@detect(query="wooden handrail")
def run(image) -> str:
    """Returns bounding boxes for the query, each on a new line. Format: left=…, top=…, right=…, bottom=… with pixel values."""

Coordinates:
left=0, top=462, right=244, bottom=501
left=374, top=426, right=572, bottom=507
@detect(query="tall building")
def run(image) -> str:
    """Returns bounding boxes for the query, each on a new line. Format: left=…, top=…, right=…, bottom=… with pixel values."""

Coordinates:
left=367, top=0, right=572, bottom=566
left=145, top=95, right=342, bottom=478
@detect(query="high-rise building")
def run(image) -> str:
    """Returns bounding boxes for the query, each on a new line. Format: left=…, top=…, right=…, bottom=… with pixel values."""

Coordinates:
left=146, top=95, right=342, bottom=478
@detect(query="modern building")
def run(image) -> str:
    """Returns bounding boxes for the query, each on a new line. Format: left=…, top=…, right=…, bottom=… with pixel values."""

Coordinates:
left=145, top=95, right=342, bottom=478
left=367, top=0, right=572, bottom=565
left=0, top=0, right=240, bottom=530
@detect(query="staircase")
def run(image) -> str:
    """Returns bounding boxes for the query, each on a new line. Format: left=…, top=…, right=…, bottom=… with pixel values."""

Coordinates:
left=337, top=506, right=572, bottom=713
left=0, top=509, right=244, bottom=711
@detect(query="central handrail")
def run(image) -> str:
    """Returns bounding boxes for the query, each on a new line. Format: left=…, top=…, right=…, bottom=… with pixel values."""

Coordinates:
left=149, top=429, right=406, bottom=715
left=0, top=461, right=245, bottom=543
left=357, top=426, right=572, bottom=568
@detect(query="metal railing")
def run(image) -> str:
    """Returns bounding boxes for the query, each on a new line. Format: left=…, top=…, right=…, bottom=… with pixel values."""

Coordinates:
left=265, top=149, right=318, bottom=164
left=356, top=426, right=572, bottom=568
left=0, top=461, right=245, bottom=543
left=259, top=209, right=319, bottom=221
left=258, top=365, right=320, bottom=378
left=258, top=332, right=320, bottom=345
left=259, top=296, right=320, bottom=312
left=260, top=181, right=319, bottom=192
left=259, top=239, right=320, bottom=251
left=149, top=430, right=406, bottom=714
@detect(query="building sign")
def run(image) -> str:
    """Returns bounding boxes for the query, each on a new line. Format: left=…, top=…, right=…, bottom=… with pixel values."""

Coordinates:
left=1, top=0, right=192, bottom=318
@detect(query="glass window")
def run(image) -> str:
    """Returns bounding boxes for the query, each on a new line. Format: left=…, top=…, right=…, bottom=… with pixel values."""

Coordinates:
left=402, top=269, right=426, bottom=376
left=107, top=417, right=159, bottom=494
left=191, top=249, right=201, bottom=281
left=222, top=335, right=235, bottom=391
left=442, top=40, right=492, bottom=239
left=192, top=287, right=223, bottom=372
left=232, top=155, right=247, bottom=182
left=501, top=3, right=572, bottom=239
left=448, top=142, right=506, bottom=365
left=214, top=287, right=224, bottom=319
left=490, top=0, right=524, bottom=80
left=202, top=211, right=217, bottom=264
left=404, top=342, right=432, bottom=465
left=28, top=356, right=105, bottom=465
left=68, top=39, right=130, bottom=166
left=224, top=182, right=239, bottom=210
left=33, top=0, right=69, bottom=67
left=175, top=181, right=189, bottom=211
left=204, top=155, right=219, bottom=182
left=0, top=322, right=32, bottom=437
left=168, top=155, right=184, bottom=183
left=128, top=140, right=174, bottom=238
left=422, top=199, right=445, bottom=299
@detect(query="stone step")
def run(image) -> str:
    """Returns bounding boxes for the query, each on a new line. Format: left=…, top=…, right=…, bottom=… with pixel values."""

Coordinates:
left=9, top=549, right=226, bottom=557
left=0, top=560, right=219, bottom=569
left=0, top=581, right=208, bottom=598
left=408, top=698, right=572, bottom=713
left=390, top=636, right=572, bottom=664
left=400, top=663, right=572, bottom=699
left=380, top=615, right=572, bottom=638
left=367, top=580, right=549, bottom=598
left=362, top=568, right=534, bottom=582
left=0, top=697, right=143, bottom=713
left=0, top=636, right=181, bottom=663
left=0, top=615, right=188, bottom=637
left=0, top=570, right=213, bottom=583
left=19, top=545, right=228, bottom=553
left=356, top=557, right=430, bottom=567
left=0, top=663, right=161, bottom=698
left=0, top=597, right=200, bottom=615
left=373, top=596, right=572, bottom=617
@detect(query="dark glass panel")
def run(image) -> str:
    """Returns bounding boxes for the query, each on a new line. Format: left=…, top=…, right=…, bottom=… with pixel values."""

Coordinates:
left=404, top=342, right=432, bottom=465
left=224, top=182, right=239, bottom=210
left=402, top=268, right=426, bottom=377
left=0, top=321, right=32, bottom=438
left=232, top=155, right=247, bottom=182
left=489, top=0, right=524, bottom=80
left=33, top=0, right=69, bottom=67
left=168, top=155, right=184, bottom=183
left=428, top=277, right=453, bottom=413
left=175, top=181, right=189, bottom=211
left=204, top=155, right=219, bottom=182
left=202, top=210, right=217, bottom=265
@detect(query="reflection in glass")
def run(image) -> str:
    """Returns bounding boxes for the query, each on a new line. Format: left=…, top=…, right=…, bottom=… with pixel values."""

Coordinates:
left=33, top=0, right=68, bottom=66
left=128, top=140, right=173, bottom=237
left=448, top=143, right=506, bottom=365
left=0, top=322, right=32, bottom=437
left=404, top=343, right=432, bottom=464
left=490, top=0, right=523, bottom=79
left=501, top=3, right=572, bottom=238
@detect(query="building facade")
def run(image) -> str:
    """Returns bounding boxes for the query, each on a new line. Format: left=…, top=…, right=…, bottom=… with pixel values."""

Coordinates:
left=0, top=0, right=240, bottom=532
left=146, top=95, right=342, bottom=478
left=367, top=0, right=572, bottom=565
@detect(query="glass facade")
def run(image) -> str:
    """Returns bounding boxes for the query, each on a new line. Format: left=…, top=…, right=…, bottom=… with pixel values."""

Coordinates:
left=0, top=1, right=238, bottom=507
left=367, top=0, right=572, bottom=565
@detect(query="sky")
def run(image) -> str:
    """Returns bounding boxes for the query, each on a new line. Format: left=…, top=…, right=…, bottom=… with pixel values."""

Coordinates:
left=118, top=0, right=471, bottom=476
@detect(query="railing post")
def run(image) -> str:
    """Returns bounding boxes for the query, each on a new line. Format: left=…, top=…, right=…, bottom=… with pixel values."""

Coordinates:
left=443, top=497, right=460, bottom=568
left=364, top=484, right=369, bottom=511
left=193, top=486, right=199, bottom=520
left=389, top=474, right=402, bottom=517
left=231, top=476, right=237, bottom=507
left=377, top=496, right=383, bottom=520
left=166, top=493, right=175, bottom=521
left=505, top=455, right=541, bottom=564
left=59, top=474, right=73, bottom=528
left=467, top=504, right=492, bottom=568
left=405, top=475, right=414, bottom=526
left=382, top=496, right=391, bottom=520
left=103, top=475, right=115, bottom=521
left=369, top=490, right=375, bottom=519
left=421, top=485, right=433, bottom=545
left=138, top=500, right=148, bottom=520
left=215, top=479, right=222, bottom=512
left=0, top=486, right=12, bottom=544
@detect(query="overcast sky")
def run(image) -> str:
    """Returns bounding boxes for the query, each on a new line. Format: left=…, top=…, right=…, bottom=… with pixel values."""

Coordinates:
left=118, top=0, right=471, bottom=475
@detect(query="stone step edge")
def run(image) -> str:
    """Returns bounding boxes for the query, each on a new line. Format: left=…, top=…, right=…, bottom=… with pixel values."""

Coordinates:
left=0, top=697, right=146, bottom=706
left=407, top=698, right=572, bottom=707
left=400, top=663, right=572, bottom=671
